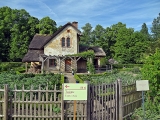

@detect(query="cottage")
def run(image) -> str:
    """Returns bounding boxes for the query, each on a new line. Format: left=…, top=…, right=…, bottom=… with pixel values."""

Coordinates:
left=22, top=22, right=106, bottom=73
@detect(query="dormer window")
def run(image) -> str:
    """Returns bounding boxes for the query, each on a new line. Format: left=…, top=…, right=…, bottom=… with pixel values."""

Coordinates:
left=67, top=37, right=70, bottom=47
left=62, top=37, right=65, bottom=47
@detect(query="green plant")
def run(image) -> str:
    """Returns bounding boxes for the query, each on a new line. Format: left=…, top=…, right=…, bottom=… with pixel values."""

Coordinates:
left=131, top=102, right=160, bottom=120
left=87, top=61, right=95, bottom=74
left=74, top=74, right=84, bottom=83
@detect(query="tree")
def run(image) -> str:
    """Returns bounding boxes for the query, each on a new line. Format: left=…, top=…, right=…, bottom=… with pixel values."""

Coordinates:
left=80, top=23, right=93, bottom=45
left=105, top=22, right=127, bottom=58
left=92, top=24, right=105, bottom=46
left=112, top=27, right=134, bottom=63
left=9, top=10, right=39, bottom=61
left=37, top=16, right=57, bottom=34
left=112, top=25, right=149, bottom=64
left=0, top=7, right=13, bottom=61
left=140, top=23, right=149, bottom=36
left=151, top=13, right=160, bottom=40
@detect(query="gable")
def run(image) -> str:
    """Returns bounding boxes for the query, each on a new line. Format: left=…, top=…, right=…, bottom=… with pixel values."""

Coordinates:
left=44, top=25, right=80, bottom=56
left=28, top=22, right=81, bottom=50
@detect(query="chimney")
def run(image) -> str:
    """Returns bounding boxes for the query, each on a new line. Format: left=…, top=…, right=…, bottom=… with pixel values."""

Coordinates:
left=72, top=21, right=78, bottom=28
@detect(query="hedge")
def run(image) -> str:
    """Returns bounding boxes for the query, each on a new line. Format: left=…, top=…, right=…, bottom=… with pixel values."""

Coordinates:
left=113, top=64, right=143, bottom=69
left=0, top=62, right=26, bottom=73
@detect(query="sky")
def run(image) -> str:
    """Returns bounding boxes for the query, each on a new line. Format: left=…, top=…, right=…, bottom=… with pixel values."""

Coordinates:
left=0, top=0, right=160, bottom=32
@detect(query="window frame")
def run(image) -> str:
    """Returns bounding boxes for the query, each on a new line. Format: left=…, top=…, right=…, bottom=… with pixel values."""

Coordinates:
left=49, top=59, right=57, bottom=67
left=61, top=37, right=65, bottom=47
left=66, top=37, right=70, bottom=47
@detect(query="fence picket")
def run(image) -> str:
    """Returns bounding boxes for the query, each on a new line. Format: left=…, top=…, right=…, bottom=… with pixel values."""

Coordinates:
left=49, top=95, right=52, bottom=120
left=18, top=96, right=20, bottom=120
left=46, top=84, right=48, bottom=120
left=30, top=86, right=33, bottom=120
left=22, top=85, right=24, bottom=120
left=14, top=85, right=17, bottom=120
left=26, top=96, right=28, bottom=120
left=38, top=85, right=41, bottom=120
left=42, top=95, right=44, bottom=120
left=34, top=95, right=36, bottom=120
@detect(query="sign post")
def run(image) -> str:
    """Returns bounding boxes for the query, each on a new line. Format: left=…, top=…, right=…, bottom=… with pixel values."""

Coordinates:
left=63, top=83, right=88, bottom=120
left=74, top=100, right=76, bottom=120
left=136, top=80, right=149, bottom=120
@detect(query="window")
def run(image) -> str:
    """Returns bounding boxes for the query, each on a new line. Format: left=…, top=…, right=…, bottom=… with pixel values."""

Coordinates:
left=62, top=37, right=65, bottom=47
left=49, top=59, right=57, bottom=67
left=67, top=37, right=70, bottom=47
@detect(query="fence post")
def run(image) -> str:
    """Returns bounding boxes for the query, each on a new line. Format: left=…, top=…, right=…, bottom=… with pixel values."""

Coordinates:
left=115, top=80, right=118, bottom=120
left=84, top=81, right=91, bottom=120
left=3, top=85, right=8, bottom=120
left=117, top=79, right=123, bottom=120
left=61, top=84, right=64, bottom=120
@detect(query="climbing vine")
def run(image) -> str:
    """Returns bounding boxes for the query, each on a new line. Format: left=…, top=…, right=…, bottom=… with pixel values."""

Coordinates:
left=67, top=50, right=95, bottom=59
left=67, top=50, right=95, bottom=74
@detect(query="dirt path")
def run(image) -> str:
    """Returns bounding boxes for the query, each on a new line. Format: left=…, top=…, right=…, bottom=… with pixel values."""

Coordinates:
left=64, top=73, right=76, bottom=83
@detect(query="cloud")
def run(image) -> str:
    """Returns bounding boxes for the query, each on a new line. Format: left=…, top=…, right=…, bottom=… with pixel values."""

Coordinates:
left=0, top=0, right=159, bottom=31
left=35, top=0, right=58, bottom=17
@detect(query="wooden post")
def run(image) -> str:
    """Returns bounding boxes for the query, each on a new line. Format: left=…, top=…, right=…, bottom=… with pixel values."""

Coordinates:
left=3, top=85, right=8, bottom=120
left=115, top=80, right=118, bottom=120
left=118, top=79, right=123, bottom=120
left=41, top=59, right=44, bottom=74
left=73, top=100, right=77, bottom=120
left=59, top=58, right=61, bottom=71
left=61, top=84, right=64, bottom=120
left=25, top=62, right=28, bottom=72
left=84, top=81, right=91, bottom=120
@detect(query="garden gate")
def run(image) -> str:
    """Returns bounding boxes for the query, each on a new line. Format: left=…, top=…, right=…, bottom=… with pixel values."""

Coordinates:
left=88, top=81, right=119, bottom=120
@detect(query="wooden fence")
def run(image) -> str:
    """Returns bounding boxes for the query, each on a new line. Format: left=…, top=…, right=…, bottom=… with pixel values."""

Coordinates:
left=121, top=82, right=142, bottom=119
left=0, top=79, right=142, bottom=120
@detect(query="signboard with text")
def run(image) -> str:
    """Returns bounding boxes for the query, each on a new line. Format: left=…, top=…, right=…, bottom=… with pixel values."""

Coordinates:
left=136, top=80, right=149, bottom=91
left=63, top=83, right=87, bottom=100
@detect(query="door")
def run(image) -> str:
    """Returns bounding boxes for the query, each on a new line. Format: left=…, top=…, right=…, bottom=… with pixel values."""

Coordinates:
left=65, top=59, right=71, bottom=72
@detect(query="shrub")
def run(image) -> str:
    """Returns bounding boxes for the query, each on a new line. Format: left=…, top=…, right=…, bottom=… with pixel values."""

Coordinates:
left=74, top=74, right=84, bottom=83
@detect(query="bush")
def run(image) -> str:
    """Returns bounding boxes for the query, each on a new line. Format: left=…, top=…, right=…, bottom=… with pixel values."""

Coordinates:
left=74, top=74, right=84, bottom=83
left=113, top=64, right=143, bottom=69
left=131, top=102, right=160, bottom=120
left=0, top=62, right=25, bottom=72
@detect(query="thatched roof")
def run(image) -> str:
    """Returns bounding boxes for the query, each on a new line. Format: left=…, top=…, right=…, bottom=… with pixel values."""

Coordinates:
left=22, top=50, right=43, bottom=62
left=29, top=34, right=53, bottom=49
left=29, top=22, right=81, bottom=50
left=79, top=45, right=106, bottom=57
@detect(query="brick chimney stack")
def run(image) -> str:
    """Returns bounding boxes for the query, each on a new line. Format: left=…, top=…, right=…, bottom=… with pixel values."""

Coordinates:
left=72, top=21, right=78, bottom=28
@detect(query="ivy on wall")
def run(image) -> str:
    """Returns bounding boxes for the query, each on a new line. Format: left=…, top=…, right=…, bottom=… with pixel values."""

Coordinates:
left=67, top=50, right=95, bottom=74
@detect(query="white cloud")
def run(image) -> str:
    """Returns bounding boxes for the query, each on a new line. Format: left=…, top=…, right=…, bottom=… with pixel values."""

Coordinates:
left=0, top=0, right=160, bottom=30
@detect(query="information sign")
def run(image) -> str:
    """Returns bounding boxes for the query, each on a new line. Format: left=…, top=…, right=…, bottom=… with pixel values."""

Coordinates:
left=136, top=80, right=149, bottom=91
left=63, top=83, right=87, bottom=100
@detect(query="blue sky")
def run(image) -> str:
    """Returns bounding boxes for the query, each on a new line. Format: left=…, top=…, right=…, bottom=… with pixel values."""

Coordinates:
left=0, top=0, right=160, bottom=32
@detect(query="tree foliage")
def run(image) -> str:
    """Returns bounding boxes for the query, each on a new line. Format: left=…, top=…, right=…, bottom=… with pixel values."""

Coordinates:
left=151, top=13, right=160, bottom=40
left=80, top=23, right=93, bottom=45
left=37, top=16, right=57, bottom=34
left=141, top=49, right=160, bottom=110
left=9, top=9, right=39, bottom=61
left=0, top=7, right=57, bottom=61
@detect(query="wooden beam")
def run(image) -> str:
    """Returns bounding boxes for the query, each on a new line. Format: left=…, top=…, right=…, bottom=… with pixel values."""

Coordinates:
left=76, top=57, right=81, bottom=62
left=41, top=57, right=44, bottom=74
